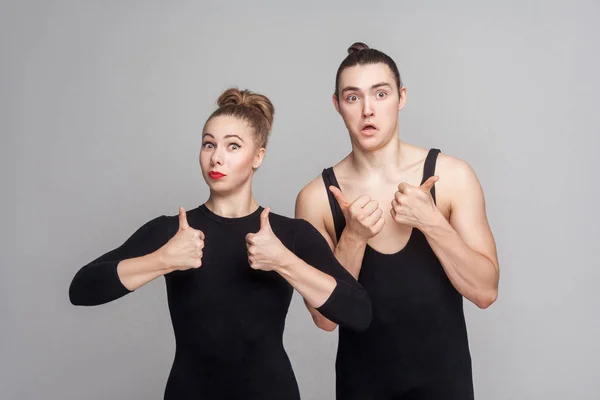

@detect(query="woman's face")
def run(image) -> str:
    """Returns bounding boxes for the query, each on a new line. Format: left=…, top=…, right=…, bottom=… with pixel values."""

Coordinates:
left=199, top=115, right=265, bottom=194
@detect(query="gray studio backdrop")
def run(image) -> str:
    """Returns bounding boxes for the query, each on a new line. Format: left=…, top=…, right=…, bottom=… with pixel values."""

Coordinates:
left=2, top=0, right=599, bottom=399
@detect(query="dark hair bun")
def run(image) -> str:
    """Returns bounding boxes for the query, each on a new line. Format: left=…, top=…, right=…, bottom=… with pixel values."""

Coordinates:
left=347, top=42, right=370, bottom=54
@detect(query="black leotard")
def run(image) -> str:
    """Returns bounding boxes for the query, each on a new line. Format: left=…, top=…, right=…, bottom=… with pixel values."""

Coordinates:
left=69, top=205, right=371, bottom=399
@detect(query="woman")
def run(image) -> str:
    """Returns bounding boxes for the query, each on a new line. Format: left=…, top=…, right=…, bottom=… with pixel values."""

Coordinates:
left=296, top=43, right=499, bottom=399
left=69, top=88, right=372, bottom=400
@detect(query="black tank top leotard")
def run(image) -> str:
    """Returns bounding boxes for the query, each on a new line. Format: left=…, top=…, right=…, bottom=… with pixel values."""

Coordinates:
left=322, top=149, right=475, bottom=400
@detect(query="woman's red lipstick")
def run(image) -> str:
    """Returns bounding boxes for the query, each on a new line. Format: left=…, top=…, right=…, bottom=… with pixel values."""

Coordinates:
left=209, top=171, right=227, bottom=180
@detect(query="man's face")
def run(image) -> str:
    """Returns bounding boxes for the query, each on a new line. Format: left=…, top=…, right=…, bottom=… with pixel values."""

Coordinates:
left=334, top=63, right=406, bottom=151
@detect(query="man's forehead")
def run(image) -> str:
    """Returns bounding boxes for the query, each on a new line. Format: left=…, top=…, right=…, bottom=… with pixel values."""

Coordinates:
left=340, top=64, right=394, bottom=87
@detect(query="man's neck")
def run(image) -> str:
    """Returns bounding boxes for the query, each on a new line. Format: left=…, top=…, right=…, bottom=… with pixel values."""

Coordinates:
left=348, top=135, right=407, bottom=178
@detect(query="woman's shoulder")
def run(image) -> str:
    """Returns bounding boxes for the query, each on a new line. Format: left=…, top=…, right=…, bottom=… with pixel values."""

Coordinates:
left=268, top=211, right=318, bottom=239
left=263, top=210, right=311, bottom=236
left=138, top=205, right=204, bottom=235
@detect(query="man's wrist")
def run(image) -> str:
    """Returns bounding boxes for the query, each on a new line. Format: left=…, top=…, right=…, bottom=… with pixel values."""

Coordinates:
left=420, top=209, right=449, bottom=237
left=341, top=229, right=369, bottom=247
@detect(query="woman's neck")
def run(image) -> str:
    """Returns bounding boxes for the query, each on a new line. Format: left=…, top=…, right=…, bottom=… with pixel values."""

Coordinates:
left=204, top=187, right=258, bottom=218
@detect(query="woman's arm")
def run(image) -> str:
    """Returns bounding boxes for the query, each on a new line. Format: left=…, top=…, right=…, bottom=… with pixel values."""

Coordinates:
left=69, top=216, right=171, bottom=306
left=290, top=219, right=372, bottom=332
left=245, top=209, right=372, bottom=331
left=69, top=208, right=204, bottom=306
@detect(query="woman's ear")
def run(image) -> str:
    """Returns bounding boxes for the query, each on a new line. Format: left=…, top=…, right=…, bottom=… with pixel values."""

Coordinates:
left=253, top=147, right=266, bottom=169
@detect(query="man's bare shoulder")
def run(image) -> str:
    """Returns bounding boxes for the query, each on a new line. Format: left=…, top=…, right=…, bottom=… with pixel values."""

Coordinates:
left=434, top=151, right=484, bottom=213
left=436, top=152, right=478, bottom=184
left=295, top=172, right=337, bottom=246
left=295, top=173, right=332, bottom=219
left=404, top=143, right=473, bottom=176
left=297, top=174, right=326, bottom=203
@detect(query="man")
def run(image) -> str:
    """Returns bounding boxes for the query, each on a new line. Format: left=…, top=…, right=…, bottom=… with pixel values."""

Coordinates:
left=295, top=42, right=499, bottom=400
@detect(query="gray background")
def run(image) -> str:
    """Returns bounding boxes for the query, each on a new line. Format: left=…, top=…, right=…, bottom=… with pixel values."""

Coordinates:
left=2, top=0, right=599, bottom=399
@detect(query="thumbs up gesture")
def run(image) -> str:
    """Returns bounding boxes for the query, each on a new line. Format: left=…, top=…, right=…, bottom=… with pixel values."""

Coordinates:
left=245, top=208, right=290, bottom=272
left=159, top=207, right=205, bottom=271
left=329, top=186, right=385, bottom=242
left=390, top=176, right=440, bottom=229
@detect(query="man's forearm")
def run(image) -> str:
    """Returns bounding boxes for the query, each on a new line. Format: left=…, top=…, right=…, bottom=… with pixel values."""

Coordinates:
left=334, top=229, right=368, bottom=279
left=422, top=213, right=499, bottom=308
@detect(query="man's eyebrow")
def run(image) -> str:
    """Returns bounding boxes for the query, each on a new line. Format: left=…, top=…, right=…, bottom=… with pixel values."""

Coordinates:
left=341, top=82, right=393, bottom=93
left=371, top=82, right=392, bottom=89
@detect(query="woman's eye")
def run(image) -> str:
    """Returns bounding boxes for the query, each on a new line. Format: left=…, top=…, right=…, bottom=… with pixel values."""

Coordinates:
left=229, top=143, right=241, bottom=150
left=202, top=142, right=214, bottom=149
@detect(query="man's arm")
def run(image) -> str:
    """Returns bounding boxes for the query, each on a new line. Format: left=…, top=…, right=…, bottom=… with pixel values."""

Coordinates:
left=422, top=160, right=499, bottom=309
